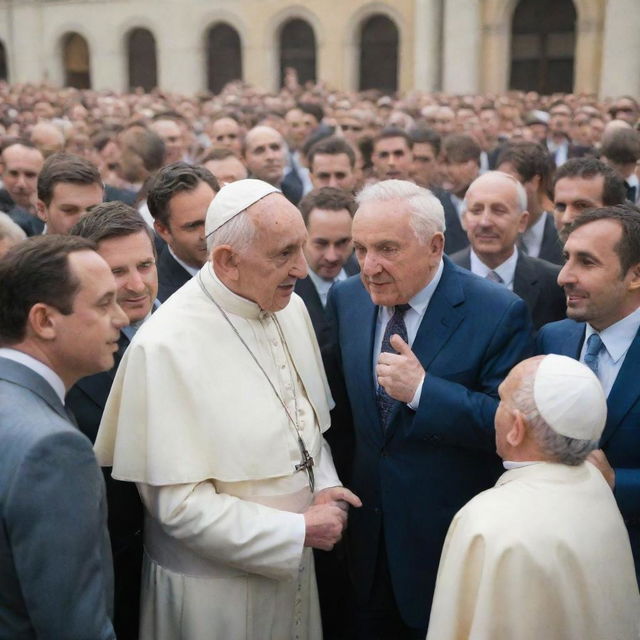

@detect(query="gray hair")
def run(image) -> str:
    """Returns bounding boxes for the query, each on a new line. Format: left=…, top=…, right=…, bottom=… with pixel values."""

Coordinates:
left=356, top=179, right=445, bottom=244
left=206, top=210, right=256, bottom=253
left=512, top=367, right=598, bottom=465
left=462, top=171, right=528, bottom=214
left=0, top=212, right=27, bottom=244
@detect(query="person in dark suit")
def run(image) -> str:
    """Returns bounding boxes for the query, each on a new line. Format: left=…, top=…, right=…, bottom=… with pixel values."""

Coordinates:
left=147, top=162, right=219, bottom=301
left=553, top=157, right=626, bottom=243
left=295, top=187, right=359, bottom=349
left=450, top=171, right=565, bottom=330
left=496, top=140, right=563, bottom=264
left=325, top=179, right=533, bottom=638
left=537, top=204, right=640, bottom=583
left=546, top=101, right=594, bottom=167
left=66, top=202, right=160, bottom=640
left=0, top=234, right=127, bottom=638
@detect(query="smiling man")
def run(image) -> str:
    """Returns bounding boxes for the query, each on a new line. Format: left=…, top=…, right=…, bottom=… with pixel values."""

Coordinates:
left=325, top=179, right=532, bottom=637
left=67, top=201, right=159, bottom=639
left=537, top=204, right=640, bottom=584
left=451, top=172, right=566, bottom=329
left=95, top=179, right=360, bottom=640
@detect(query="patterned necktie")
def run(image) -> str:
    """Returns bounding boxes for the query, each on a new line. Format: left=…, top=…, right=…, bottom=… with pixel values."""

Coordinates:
left=584, top=333, right=604, bottom=377
left=376, top=304, right=411, bottom=428
left=485, top=270, right=504, bottom=284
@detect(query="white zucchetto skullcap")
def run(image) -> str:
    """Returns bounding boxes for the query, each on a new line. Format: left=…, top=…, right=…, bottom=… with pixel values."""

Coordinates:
left=533, top=354, right=607, bottom=440
left=205, top=179, right=280, bottom=237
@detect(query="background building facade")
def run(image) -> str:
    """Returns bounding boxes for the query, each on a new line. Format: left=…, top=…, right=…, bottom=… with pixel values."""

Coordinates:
left=0, top=0, right=637, bottom=97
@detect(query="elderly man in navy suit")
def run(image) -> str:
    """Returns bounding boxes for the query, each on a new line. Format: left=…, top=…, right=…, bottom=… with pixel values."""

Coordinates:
left=537, top=204, right=640, bottom=581
left=0, top=235, right=127, bottom=638
left=325, top=179, right=533, bottom=638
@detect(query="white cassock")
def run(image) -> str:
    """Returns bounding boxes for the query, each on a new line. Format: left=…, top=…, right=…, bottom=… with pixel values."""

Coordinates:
left=426, top=461, right=640, bottom=640
left=95, top=263, right=341, bottom=640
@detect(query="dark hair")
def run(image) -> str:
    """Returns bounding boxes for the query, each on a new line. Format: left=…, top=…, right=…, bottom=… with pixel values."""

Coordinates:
left=553, top=157, right=626, bottom=206
left=373, top=127, right=413, bottom=151
left=568, top=205, right=640, bottom=275
left=298, top=102, right=324, bottom=124
left=121, top=126, right=165, bottom=174
left=146, top=162, right=219, bottom=227
left=600, top=128, right=640, bottom=166
left=199, top=147, right=238, bottom=163
left=497, top=141, right=554, bottom=198
left=0, top=137, right=38, bottom=155
left=37, top=152, right=102, bottom=205
left=0, top=235, right=96, bottom=344
left=442, top=134, right=481, bottom=164
left=408, top=127, right=441, bottom=156
left=298, top=187, right=357, bottom=225
left=307, top=136, right=356, bottom=170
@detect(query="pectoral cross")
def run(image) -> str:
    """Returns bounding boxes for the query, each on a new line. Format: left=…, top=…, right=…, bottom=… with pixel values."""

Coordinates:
left=295, top=436, right=315, bottom=493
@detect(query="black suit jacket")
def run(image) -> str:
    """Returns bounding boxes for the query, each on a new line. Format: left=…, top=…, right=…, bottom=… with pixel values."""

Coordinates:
left=432, top=187, right=468, bottom=255
left=536, top=212, right=564, bottom=265
left=450, top=248, right=566, bottom=330
left=156, top=245, right=193, bottom=302
left=295, top=255, right=359, bottom=350
left=66, top=334, right=142, bottom=640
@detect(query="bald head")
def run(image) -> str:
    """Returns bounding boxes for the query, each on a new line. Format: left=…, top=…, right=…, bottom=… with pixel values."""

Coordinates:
left=31, top=122, right=65, bottom=158
left=243, top=126, right=286, bottom=187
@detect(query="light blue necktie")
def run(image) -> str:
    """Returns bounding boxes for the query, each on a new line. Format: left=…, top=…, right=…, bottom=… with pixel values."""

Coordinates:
left=584, top=333, right=604, bottom=377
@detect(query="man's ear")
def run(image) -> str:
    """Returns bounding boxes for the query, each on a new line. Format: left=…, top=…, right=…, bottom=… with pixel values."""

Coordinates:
left=429, top=231, right=445, bottom=256
left=507, top=409, right=528, bottom=447
left=626, top=262, right=640, bottom=292
left=153, top=219, right=172, bottom=245
left=517, top=210, right=530, bottom=233
left=211, top=245, right=239, bottom=281
left=36, top=199, right=47, bottom=223
left=27, top=303, right=57, bottom=341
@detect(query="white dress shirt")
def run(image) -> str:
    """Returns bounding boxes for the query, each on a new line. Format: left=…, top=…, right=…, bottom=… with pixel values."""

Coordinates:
left=373, top=259, right=444, bottom=409
left=580, top=306, right=640, bottom=397
left=308, top=267, right=347, bottom=307
left=469, top=248, right=518, bottom=291
left=0, top=347, right=66, bottom=403
left=520, top=211, right=549, bottom=258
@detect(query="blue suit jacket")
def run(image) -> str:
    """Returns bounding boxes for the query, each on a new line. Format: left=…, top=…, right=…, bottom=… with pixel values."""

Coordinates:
left=0, top=358, right=115, bottom=639
left=325, top=257, right=533, bottom=629
left=537, top=319, right=640, bottom=578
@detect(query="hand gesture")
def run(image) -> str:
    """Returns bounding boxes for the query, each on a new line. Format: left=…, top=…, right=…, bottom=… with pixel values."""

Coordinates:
left=376, top=334, right=425, bottom=404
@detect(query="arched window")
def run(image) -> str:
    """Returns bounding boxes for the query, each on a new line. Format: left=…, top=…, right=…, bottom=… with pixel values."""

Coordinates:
left=0, top=41, right=7, bottom=81
left=206, top=23, right=242, bottom=94
left=63, top=33, right=91, bottom=89
left=279, top=18, right=316, bottom=88
left=510, top=0, right=576, bottom=93
left=359, top=14, right=398, bottom=93
left=128, top=28, right=157, bottom=92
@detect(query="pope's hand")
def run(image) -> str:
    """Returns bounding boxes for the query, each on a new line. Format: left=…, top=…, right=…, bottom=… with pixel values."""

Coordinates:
left=376, top=334, right=425, bottom=404
left=313, top=486, right=362, bottom=513
left=587, top=449, right=615, bottom=489
left=303, top=503, right=348, bottom=551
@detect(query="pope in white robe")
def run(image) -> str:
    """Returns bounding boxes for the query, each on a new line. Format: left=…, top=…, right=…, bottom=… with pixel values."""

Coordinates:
left=426, top=355, right=640, bottom=640
left=95, top=180, right=360, bottom=640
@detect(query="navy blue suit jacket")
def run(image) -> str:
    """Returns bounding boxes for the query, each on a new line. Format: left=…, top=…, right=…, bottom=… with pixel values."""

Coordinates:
left=325, top=257, right=533, bottom=628
left=537, top=319, right=640, bottom=578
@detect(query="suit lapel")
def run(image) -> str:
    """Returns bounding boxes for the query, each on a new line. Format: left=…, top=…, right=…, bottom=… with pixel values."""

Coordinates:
left=513, top=254, right=540, bottom=311
left=601, top=328, right=640, bottom=447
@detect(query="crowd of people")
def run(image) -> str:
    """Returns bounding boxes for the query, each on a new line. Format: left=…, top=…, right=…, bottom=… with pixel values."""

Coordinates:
left=1, top=76, right=640, bottom=640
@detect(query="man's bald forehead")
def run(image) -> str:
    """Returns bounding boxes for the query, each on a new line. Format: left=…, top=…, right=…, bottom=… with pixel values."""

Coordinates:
left=245, top=125, right=283, bottom=147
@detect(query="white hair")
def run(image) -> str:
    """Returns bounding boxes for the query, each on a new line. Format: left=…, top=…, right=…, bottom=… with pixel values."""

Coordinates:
left=356, top=179, right=445, bottom=244
left=462, top=171, right=528, bottom=214
left=206, top=210, right=256, bottom=253
left=512, top=364, right=598, bottom=466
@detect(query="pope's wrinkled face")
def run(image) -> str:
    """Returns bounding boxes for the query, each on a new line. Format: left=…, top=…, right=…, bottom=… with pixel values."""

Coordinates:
left=352, top=197, right=443, bottom=307
left=236, top=194, right=308, bottom=312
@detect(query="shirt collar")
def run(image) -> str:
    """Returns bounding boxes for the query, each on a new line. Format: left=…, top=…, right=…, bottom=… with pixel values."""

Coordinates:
left=0, top=347, right=66, bottom=403
left=585, top=306, right=640, bottom=364
left=522, top=210, right=547, bottom=249
left=168, top=246, right=200, bottom=277
left=204, top=262, right=265, bottom=320
left=469, top=247, right=518, bottom=288
left=121, top=299, right=160, bottom=341
left=626, top=174, right=639, bottom=188
left=307, top=266, right=347, bottom=292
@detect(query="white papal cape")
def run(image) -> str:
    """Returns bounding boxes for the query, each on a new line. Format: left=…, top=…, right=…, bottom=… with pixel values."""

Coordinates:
left=426, top=461, right=640, bottom=640
left=95, top=264, right=341, bottom=640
